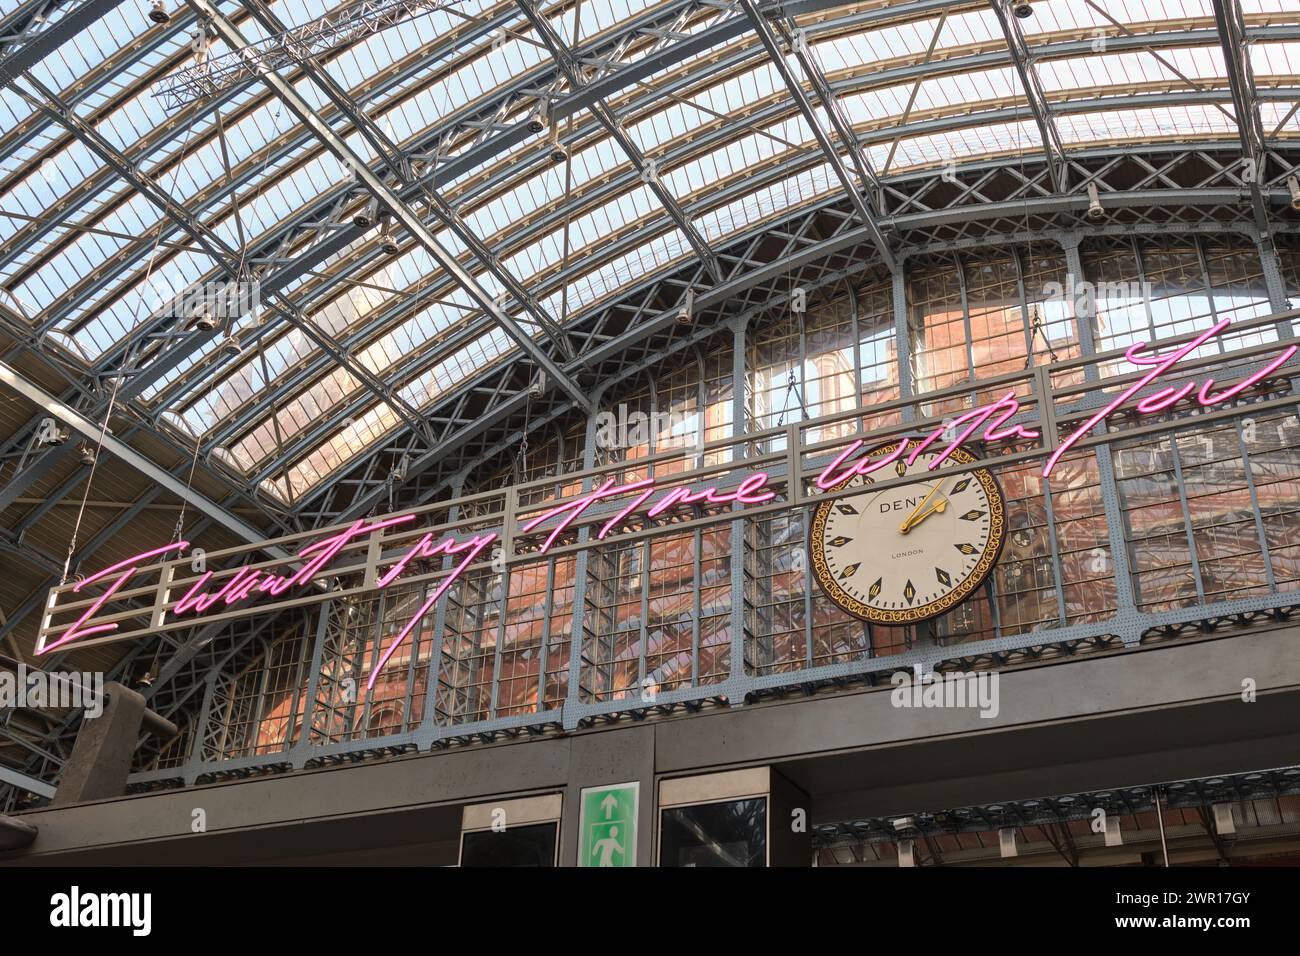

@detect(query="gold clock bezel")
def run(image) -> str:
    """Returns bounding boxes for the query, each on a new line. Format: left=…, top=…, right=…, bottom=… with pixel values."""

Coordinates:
left=809, top=439, right=1006, bottom=626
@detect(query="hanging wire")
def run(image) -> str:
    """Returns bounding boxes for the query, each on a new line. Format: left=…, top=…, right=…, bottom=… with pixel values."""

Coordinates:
left=171, top=100, right=286, bottom=543
left=28, top=94, right=207, bottom=586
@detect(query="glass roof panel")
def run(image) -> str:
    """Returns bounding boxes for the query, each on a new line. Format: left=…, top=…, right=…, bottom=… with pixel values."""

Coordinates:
left=4, top=0, right=1289, bottom=501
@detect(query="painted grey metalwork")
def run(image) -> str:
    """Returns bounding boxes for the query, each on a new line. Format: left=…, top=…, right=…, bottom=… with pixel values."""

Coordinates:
left=152, top=0, right=457, bottom=110
left=513, top=0, right=723, bottom=284
left=988, top=0, right=1067, bottom=193
left=0, top=359, right=278, bottom=549
left=5, top=0, right=1300, bottom=800
left=0, top=0, right=125, bottom=89
left=739, top=0, right=896, bottom=271
left=187, top=0, right=592, bottom=410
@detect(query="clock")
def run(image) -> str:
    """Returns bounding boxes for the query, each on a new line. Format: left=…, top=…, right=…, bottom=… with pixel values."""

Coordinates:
left=810, top=439, right=1005, bottom=625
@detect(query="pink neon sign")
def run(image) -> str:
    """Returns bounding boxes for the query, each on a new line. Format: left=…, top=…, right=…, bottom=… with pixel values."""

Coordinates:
left=41, top=317, right=1295, bottom=685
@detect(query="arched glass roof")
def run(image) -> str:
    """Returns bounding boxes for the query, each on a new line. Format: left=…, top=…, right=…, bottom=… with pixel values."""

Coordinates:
left=2, top=0, right=1298, bottom=503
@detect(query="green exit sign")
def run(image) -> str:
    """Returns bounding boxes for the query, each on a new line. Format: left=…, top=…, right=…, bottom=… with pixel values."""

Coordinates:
left=578, top=782, right=639, bottom=867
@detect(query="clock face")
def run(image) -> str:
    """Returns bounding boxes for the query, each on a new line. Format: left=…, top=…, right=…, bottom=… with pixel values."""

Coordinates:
left=810, top=440, right=1005, bottom=625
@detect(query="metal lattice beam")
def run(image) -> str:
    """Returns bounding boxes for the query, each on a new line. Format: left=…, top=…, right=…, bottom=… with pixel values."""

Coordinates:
left=185, top=0, right=592, bottom=412
left=152, top=0, right=455, bottom=110
left=514, top=0, right=724, bottom=284
left=0, top=359, right=277, bottom=549
left=12, top=70, right=438, bottom=442
left=740, top=0, right=897, bottom=271
left=238, top=0, right=577, bottom=364
left=1210, top=0, right=1273, bottom=235
left=989, top=0, right=1067, bottom=193
left=0, top=0, right=125, bottom=90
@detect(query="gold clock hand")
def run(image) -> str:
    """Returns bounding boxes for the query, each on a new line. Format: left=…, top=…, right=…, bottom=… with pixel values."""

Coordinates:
left=903, top=496, right=948, bottom=532
left=899, top=479, right=947, bottom=534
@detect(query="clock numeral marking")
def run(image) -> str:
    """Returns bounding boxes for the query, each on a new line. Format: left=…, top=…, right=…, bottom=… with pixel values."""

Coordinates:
left=959, top=509, right=986, bottom=521
left=835, top=503, right=859, bottom=516
left=828, top=535, right=853, bottom=548
left=935, top=567, right=951, bottom=587
left=868, top=578, right=882, bottom=601
left=955, top=542, right=979, bottom=555
left=894, top=461, right=907, bottom=477
left=950, top=477, right=971, bottom=494
left=839, top=563, right=860, bottom=579
left=903, top=580, right=916, bottom=605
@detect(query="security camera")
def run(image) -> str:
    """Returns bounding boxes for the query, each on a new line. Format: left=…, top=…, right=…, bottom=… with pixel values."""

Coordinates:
left=527, top=107, right=547, bottom=135
left=675, top=288, right=695, bottom=327
left=1288, top=175, right=1300, bottom=211
left=1012, top=1, right=1033, bottom=18
left=148, top=1, right=171, bottom=24
left=377, top=214, right=395, bottom=254
left=353, top=198, right=378, bottom=229
left=1086, top=181, right=1104, bottom=221
left=36, top=418, right=69, bottom=447
left=191, top=303, right=217, bottom=332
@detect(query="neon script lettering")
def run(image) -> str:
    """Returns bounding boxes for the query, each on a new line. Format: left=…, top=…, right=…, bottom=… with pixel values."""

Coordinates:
left=44, top=318, right=1293, bottom=671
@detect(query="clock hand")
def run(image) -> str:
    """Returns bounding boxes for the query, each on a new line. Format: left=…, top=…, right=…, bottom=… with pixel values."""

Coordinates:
left=899, top=478, right=947, bottom=534
left=902, top=496, right=948, bottom=532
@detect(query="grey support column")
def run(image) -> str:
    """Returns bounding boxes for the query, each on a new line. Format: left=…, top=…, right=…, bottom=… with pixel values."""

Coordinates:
left=1056, top=234, right=1139, bottom=638
left=557, top=724, right=656, bottom=867
left=728, top=315, right=751, bottom=692
left=415, top=472, right=467, bottom=748
left=1060, top=232, right=1099, bottom=365
left=1254, top=229, right=1292, bottom=329
left=892, top=263, right=914, bottom=421
left=562, top=386, right=606, bottom=731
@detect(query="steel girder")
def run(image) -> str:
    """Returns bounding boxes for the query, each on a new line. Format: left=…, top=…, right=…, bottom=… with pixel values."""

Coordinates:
left=239, top=140, right=1300, bottom=515
left=1210, top=0, right=1275, bottom=239
left=4, top=7, right=1293, bottom=434
left=0, top=0, right=122, bottom=89
left=740, top=0, right=897, bottom=271
left=0, top=763, right=57, bottom=800
left=239, top=0, right=576, bottom=364
left=988, top=0, right=1068, bottom=193
left=513, top=0, right=723, bottom=284
left=1212, top=0, right=1269, bottom=170
left=0, top=359, right=274, bottom=546
left=13, top=69, right=441, bottom=435
left=186, top=0, right=592, bottom=412
left=3, top=70, right=436, bottom=502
